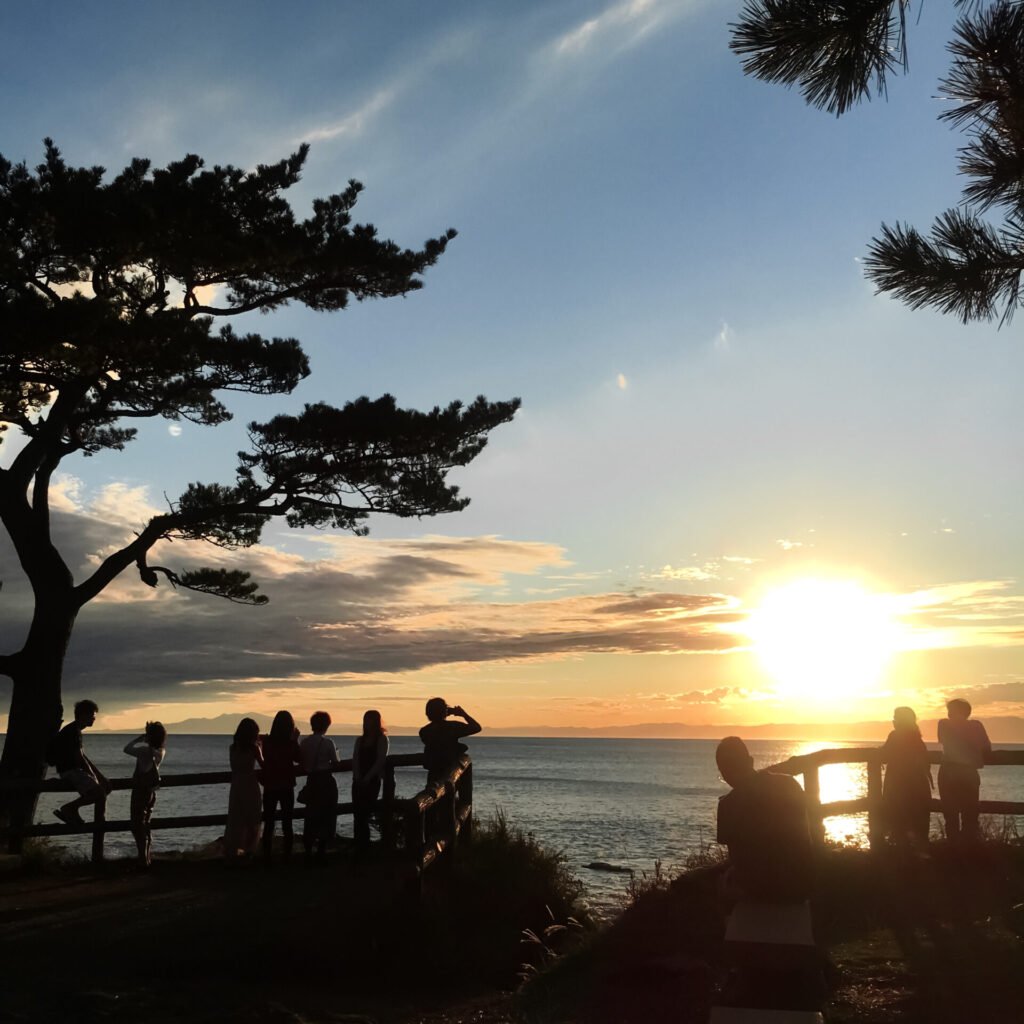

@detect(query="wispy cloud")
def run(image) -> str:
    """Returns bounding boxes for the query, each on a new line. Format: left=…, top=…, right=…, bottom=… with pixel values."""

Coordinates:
left=714, top=321, right=734, bottom=353
left=300, top=88, right=398, bottom=144
left=552, top=0, right=697, bottom=59
left=294, top=26, right=479, bottom=148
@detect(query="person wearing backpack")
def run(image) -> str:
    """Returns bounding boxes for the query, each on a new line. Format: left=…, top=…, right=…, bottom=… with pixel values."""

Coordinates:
left=123, top=722, right=167, bottom=867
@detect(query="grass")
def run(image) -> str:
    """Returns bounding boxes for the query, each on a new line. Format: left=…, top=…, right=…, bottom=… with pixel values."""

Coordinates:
left=417, top=810, right=591, bottom=989
left=1, top=809, right=590, bottom=1023
left=515, top=832, right=1024, bottom=1024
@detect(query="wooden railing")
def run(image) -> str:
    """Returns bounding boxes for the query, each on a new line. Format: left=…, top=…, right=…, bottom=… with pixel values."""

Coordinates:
left=767, top=747, right=1024, bottom=848
left=0, top=752, right=473, bottom=883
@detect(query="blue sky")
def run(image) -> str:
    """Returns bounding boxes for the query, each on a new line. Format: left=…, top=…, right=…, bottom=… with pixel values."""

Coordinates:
left=2, top=1, right=1023, bottom=734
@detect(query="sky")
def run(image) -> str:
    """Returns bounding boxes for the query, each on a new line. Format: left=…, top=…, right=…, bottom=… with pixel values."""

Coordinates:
left=1, top=0, right=1023, bottom=736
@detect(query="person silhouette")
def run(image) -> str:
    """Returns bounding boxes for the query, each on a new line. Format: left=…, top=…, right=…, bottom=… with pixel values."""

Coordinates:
left=123, top=721, right=166, bottom=867
left=419, top=698, right=480, bottom=784
left=351, top=710, right=389, bottom=858
left=52, top=700, right=112, bottom=826
left=881, top=706, right=932, bottom=847
left=261, top=710, right=302, bottom=863
left=715, top=736, right=813, bottom=903
left=299, top=710, right=339, bottom=864
left=224, top=718, right=263, bottom=862
left=938, top=698, right=991, bottom=843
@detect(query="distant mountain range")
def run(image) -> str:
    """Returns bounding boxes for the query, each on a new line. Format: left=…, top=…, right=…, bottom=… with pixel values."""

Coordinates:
left=95, top=713, right=1024, bottom=742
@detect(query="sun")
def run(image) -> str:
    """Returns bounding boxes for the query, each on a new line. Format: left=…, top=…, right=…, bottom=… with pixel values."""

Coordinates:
left=746, top=578, right=902, bottom=703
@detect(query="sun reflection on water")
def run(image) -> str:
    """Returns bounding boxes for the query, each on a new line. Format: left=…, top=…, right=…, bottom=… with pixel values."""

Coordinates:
left=792, top=741, right=870, bottom=847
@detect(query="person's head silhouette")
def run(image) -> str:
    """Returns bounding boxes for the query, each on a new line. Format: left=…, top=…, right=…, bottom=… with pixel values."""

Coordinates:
left=425, top=697, right=448, bottom=723
left=892, top=706, right=919, bottom=733
left=716, top=735, right=756, bottom=788
left=946, top=698, right=972, bottom=720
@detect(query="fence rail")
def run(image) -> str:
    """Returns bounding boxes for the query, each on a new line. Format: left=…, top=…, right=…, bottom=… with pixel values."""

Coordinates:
left=767, top=747, right=1024, bottom=848
left=0, top=752, right=473, bottom=886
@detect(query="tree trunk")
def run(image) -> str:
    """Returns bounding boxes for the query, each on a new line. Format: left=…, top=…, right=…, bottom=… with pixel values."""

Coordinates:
left=0, top=604, right=75, bottom=852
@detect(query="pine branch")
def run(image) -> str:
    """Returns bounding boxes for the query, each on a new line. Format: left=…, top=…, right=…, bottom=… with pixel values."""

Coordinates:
left=865, top=210, right=1024, bottom=323
left=730, top=0, right=910, bottom=115
left=141, top=564, right=267, bottom=606
left=940, top=2, right=1024, bottom=212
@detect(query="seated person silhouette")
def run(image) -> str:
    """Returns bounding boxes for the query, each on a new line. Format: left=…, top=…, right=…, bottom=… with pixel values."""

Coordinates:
left=716, top=736, right=813, bottom=904
left=419, top=698, right=481, bottom=784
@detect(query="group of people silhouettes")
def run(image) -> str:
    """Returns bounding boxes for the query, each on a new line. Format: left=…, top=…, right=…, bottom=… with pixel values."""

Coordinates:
left=880, top=699, right=991, bottom=846
left=713, top=701, right=993, bottom=1016
left=48, top=697, right=480, bottom=867
left=50, top=700, right=166, bottom=867
left=714, top=697, right=993, bottom=905
left=224, top=698, right=480, bottom=864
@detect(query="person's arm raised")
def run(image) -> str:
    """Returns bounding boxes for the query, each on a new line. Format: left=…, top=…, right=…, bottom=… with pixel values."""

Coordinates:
left=451, top=706, right=481, bottom=737
left=123, top=735, right=146, bottom=757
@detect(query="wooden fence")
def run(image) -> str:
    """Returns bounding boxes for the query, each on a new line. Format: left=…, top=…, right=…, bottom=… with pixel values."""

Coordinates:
left=0, top=752, right=473, bottom=886
left=767, top=747, right=1024, bottom=848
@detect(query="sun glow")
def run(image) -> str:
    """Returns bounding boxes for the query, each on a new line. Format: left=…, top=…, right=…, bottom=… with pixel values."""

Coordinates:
left=746, top=579, right=903, bottom=703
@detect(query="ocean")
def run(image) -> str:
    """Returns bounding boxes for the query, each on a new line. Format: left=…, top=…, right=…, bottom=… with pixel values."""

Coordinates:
left=16, top=735, right=1024, bottom=914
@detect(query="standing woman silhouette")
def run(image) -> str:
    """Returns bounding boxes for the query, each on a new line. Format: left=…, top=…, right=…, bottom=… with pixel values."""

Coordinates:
left=224, top=718, right=263, bottom=862
left=261, top=710, right=302, bottom=863
left=351, top=710, right=389, bottom=858
left=881, top=706, right=933, bottom=846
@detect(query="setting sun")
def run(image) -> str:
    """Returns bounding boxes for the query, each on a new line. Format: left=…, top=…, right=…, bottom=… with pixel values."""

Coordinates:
left=746, top=579, right=904, bottom=703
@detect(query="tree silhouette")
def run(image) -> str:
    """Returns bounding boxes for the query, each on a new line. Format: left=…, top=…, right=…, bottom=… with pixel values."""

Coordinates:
left=731, top=0, right=1024, bottom=324
left=0, top=142, right=519, bottom=837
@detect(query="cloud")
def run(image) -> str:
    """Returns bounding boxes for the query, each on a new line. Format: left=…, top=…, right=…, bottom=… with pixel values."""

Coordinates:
left=616, top=372, right=628, bottom=390
left=714, top=322, right=733, bottom=353
left=4, top=493, right=1024, bottom=720
left=634, top=686, right=742, bottom=705
left=776, top=539, right=804, bottom=551
left=553, top=0, right=689, bottom=58
left=942, top=681, right=1024, bottom=709
left=890, top=580, right=1024, bottom=651
left=300, top=87, right=398, bottom=144
left=649, top=563, right=719, bottom=582
left=0, top=502, right=744, bottom=713
left=295, top=26, right=478, bottom=148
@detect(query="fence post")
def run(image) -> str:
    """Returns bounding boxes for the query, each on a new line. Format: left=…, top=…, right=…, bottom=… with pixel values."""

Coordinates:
left=802, top=762, right=824, bottom=844
left=460, top=762, right=473, bottom=844
left=91, top=796, right=106, bottom=864
left=403, top=802, right=425, bottom=903
left=381, top=764, right=397, bottom=849
left=404, top=801, right=424, bottom=859
left=867, top=754, right=883, bottom=850
left=442, top=779, right=457, bottom=857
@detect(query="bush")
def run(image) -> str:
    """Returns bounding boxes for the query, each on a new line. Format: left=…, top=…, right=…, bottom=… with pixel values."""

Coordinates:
left=417, top=809, right=590, bottom=989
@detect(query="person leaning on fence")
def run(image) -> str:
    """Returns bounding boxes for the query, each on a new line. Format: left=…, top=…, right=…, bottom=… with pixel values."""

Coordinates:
left=352, top=710, right=389, bottom=859
left=715, top=736, right=814, bottom=904
left=938, top=698, right=992, bottom=844
left=419, top=698, right=481, bottom=784
left=261, top=710, right=303, bottom=864
left=51, top=699, right=112, bottom=826
left=881, top=706, right=933, bottom=847
left=299, top=710, right=339, bottom=864
left=123, top=721, right=166, bottom=868
left=224, top=717, right=263, bottom=862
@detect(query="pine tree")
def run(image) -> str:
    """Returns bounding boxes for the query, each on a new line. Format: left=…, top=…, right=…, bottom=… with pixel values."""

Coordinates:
left=731, top=0, right=1024, bottom=323
left=0, top=142, right=519, bottom=840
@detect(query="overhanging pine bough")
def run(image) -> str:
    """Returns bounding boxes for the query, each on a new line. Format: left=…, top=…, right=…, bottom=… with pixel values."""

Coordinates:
left=731, top=0, right=1024, bottom=324
left=0, top=141, right=519, bottom=841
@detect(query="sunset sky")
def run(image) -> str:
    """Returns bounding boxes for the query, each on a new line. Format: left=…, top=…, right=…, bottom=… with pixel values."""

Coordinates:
left=2, top=1, right=1022, bottom=736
